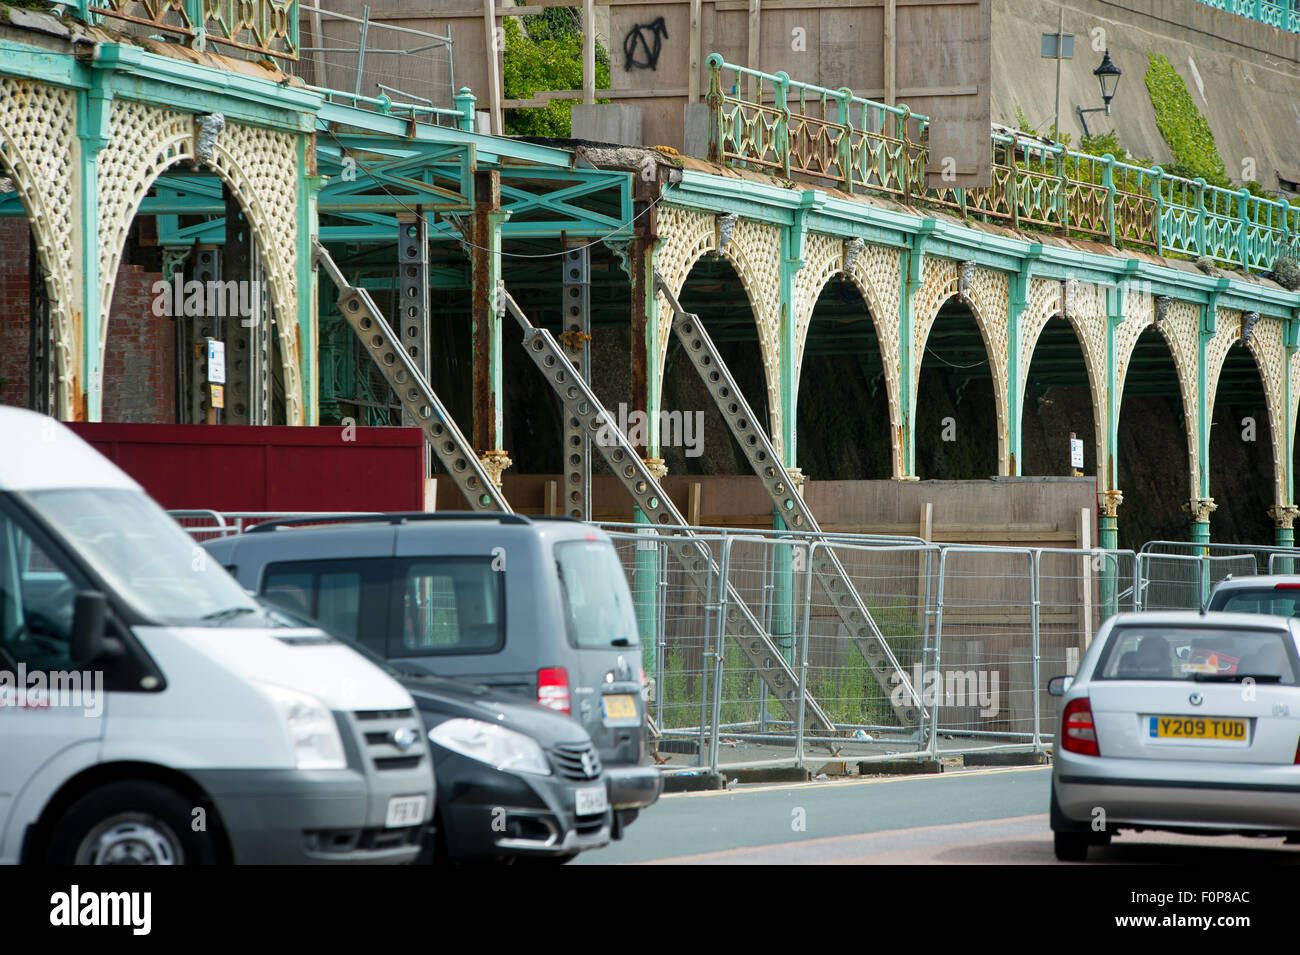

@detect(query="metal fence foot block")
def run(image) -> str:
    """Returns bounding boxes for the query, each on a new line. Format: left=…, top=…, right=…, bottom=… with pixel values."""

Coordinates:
left=858, top=758, right=944, bottom=775
left=661, top=770, right=726, bottom=793
left=727, top=767, right=813, bottom=784
left=962, top=751, right=1049, bottom=767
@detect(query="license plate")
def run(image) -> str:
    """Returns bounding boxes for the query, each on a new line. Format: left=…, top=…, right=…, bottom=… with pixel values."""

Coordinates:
left=602, top=693, right=638, bottom=720
left=575, top=785, right=608, bottom=816
left=385, top=795, right=427, bottom=828
left=1148, top=716, right=1247, bottom=741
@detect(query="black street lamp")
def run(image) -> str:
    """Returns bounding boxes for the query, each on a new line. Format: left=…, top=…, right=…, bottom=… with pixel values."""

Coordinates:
left=1076, top=50, right=1122, bottom=138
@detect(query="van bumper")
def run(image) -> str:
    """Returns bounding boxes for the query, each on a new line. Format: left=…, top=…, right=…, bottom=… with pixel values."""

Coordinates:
left=194, top=769, right=431, bottom=864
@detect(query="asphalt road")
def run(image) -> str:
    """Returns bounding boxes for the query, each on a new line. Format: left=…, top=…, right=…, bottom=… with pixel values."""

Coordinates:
left=578, top=766, right=1300, bottom=864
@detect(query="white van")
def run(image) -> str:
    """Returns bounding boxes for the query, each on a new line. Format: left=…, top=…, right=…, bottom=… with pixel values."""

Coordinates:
left=0, top=408, right=433, bottom=864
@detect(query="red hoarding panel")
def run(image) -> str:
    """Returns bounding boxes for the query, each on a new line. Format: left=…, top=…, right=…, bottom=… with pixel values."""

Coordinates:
left=66, top=424, right=424, bottom=513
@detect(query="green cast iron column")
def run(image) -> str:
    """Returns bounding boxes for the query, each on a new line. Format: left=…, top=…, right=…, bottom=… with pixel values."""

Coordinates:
left=1006, top=262, right=1032, bottom=476
left=1099, top=280, right=1125, bottom=615
left=297, top=137, right=323, bottom=425
left=772, top=210, right=808, bottom=663
left=1277, top=321, right=1298, bottom=552
left=633, top=227, right=660, bottom=675
left=77, top=82, right=112, bottom=421
left=899, top=223, right=934, bottom=478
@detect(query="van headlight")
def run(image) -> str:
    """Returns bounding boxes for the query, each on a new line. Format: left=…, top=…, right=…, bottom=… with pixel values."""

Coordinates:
left=260, top=684, right=347, bottom=770
left=429, top=718, right=551, bottom=776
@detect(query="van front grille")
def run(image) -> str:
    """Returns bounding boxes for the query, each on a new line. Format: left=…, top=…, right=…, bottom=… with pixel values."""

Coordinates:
left=350, top=709, right=426, bottom=771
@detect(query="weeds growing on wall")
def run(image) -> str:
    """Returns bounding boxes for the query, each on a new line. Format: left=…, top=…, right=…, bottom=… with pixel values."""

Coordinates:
left=1144, top=52, right=1230, bottom=188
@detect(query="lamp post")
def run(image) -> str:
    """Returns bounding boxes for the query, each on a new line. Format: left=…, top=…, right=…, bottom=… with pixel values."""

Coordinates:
left=1076, top=49, right=1122, bottom=139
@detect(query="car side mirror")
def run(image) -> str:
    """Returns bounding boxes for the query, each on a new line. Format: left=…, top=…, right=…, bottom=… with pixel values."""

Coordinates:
left=1047, top=675, right=1073, bottom=697
left=70, top=591, right=109, bottom=665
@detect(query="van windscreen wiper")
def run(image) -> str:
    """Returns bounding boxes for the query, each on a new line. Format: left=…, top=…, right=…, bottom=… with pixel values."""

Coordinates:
left=201, top=606, right=258, bottom=623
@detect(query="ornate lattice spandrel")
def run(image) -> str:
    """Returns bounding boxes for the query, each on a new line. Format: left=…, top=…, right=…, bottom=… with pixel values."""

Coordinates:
left=0, top=78, right=78, bottom=417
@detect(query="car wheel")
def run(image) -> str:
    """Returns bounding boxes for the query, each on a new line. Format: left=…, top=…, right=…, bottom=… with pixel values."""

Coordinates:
left=46, top=781, right=217, bottom=866
left=1054, top=831, right=1089, bottom=862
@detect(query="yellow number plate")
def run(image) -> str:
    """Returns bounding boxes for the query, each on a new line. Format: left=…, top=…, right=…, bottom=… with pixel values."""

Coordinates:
left=602, top=694, right=638, bottom=720
left=1148, top=716, right=1247, bottom=741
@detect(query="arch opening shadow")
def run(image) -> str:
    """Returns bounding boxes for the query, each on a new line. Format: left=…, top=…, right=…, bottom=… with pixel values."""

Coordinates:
left=1020, top=315, right=1097, bottom=477
left=102, top=177, right=289, bottom=424
left=662, top=254, right=770, bottom=477
left=797, top=277, right=890, bottom=480
left=1210, top=343, right=1273, bottom=544
left=497, top=241, right=634, bottom=476
left=1116, top=326, right=1189, bottom=549
left=915, top=297, right=997, bottom=479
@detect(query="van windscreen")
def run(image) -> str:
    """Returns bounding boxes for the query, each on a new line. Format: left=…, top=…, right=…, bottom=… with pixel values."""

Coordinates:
left=26, top=488, right=260, bottom=626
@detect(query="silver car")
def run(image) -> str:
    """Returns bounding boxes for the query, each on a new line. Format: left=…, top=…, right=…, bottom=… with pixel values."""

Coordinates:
left=1049, top=611, right=1300, bottom=861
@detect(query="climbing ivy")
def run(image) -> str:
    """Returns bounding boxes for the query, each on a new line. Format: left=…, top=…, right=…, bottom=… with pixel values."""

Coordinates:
left=1144, top=52, right=1230, bottom=188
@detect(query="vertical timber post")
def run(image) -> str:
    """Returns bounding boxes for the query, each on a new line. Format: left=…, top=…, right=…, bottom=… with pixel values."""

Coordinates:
left=471, top=171, right=511, bottom=488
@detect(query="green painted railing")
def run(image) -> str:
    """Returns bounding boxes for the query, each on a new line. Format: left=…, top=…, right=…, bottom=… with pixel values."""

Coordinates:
left=706, top=55, right=1300, bottom=274
left=79, top=0, right=298, bottom=61
left=1197, top=0, right=1300, bottom=34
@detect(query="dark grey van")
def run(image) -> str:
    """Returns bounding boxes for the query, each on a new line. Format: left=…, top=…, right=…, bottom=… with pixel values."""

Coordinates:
left=202, top=514, right=661, bottom=839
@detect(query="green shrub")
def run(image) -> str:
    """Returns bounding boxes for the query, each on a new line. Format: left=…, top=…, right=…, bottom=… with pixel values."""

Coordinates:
left=501, top=11, right=610, bottom=138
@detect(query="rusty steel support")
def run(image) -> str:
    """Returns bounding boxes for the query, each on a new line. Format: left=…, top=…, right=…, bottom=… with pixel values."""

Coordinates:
left=470, top=170, right=509, bottom=484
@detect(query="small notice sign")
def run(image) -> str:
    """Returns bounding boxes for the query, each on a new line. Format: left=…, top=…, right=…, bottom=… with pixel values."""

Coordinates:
left=1070, top=437, right=1084, bottom=470
left=207, top=339, right=226, bottom=385
left=210, top=384, right=225, bottom=409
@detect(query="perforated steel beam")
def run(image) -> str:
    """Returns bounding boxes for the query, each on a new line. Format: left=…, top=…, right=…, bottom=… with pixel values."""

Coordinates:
left=313, top=239, right=510, bottom=512
left=500, top=286, right=834, bottom=733
left=654, top=272, right=924, bottom=727
left=560, top=241, right=592, bottom=520
left=396, top=212, right=430, bottom=434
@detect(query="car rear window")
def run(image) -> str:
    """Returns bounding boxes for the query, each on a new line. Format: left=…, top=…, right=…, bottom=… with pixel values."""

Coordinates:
left=1211, top=588, right=1300, bottom=616
left=554, top=539, right=639, bottom=649
left=1094, top=626, right=1299, bottom=684
left=397, top=558, right=504, bottom=656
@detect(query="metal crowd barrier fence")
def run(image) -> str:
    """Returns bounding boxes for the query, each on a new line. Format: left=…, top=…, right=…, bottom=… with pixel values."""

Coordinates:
left=1136, top=540, right=1300, bottom=609
left=168, top=510, right=381, bottom=541
left=605, top=523, right=1139, bottom=773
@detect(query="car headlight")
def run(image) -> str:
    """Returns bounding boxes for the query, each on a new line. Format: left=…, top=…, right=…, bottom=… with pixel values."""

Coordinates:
left=260, top=683, right=347, bottom=771
left=429, top=718, right=551, bottom=776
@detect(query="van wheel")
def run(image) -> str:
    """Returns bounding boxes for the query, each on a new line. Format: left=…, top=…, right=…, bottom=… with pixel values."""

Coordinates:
left=1053, top=831, right=1089, bottom=862
left=46, top=781, right=217, bottom=865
